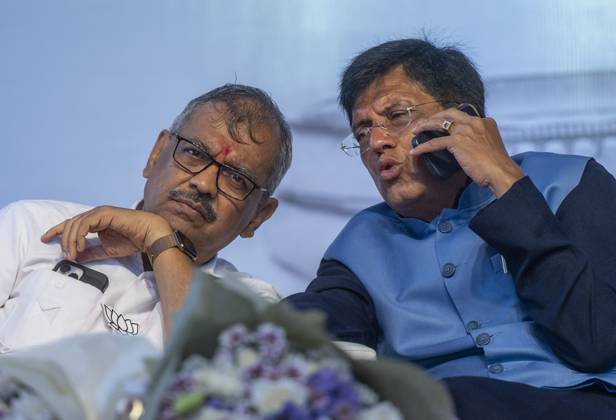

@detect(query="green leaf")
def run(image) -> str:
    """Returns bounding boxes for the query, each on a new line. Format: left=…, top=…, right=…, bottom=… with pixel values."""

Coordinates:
left=174, top=391, right=206, bottom=415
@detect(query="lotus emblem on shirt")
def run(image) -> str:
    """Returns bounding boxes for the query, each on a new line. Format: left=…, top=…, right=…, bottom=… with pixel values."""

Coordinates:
left=102, top=304, right=139, bottom=336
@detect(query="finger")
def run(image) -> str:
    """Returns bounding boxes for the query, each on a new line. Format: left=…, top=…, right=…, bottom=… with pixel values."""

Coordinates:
left=412, top=108, right=474, bottom=134
left=75, top=214, right=98, bottom=255
left=72, top=210, right=112, bottom=257
left=62, top=217, right=80, bottom=260
left=77, top=232, right=87, bottom=254
left=410, top=136, right=452, bottom=156
left=76, top=245, right=109, bottom=263
left=41, top=221, right=67, bottom=243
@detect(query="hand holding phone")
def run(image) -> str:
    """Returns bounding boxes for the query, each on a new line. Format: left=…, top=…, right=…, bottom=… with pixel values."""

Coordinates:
left=411, top=103, right=479, bottom=180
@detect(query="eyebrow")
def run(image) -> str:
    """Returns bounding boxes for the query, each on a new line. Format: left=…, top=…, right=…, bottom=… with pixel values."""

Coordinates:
left=188, top=136, right=259, bottom=182
left=351, top=118, right=371, bottom=133
left=352, top=103, right=404, bottom=132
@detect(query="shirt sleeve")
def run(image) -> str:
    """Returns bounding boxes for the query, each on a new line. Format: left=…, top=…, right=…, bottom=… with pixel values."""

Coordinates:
left=469, top=159, right=616, bottom=372
left=284, top=259, right=381, bottom=349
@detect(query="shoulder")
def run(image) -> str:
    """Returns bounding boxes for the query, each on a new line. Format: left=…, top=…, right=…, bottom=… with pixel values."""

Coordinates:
left=332, top=202, right=398, bottom=244
left=1, top=199, right=91, bottom=222
left=1, top=200, right=92, bottom=234
left=340, top=202, right=395, bottom=233
left=324, top=202, right=400, bottom=262
left=514, top=151, right=590, bottom=175
left=0, top=200, right=93, bottom=265
left=514, top=152, right=591, bottom=207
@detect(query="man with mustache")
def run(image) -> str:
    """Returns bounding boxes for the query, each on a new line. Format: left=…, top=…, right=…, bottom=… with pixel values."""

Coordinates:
left=0, top=84, right=292, bottom=350
left=287, top=39, right=616, bottom=418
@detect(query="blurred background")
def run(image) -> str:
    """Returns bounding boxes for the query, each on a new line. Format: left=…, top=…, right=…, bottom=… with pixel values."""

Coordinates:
left=1, top=0, right=615, bottom=296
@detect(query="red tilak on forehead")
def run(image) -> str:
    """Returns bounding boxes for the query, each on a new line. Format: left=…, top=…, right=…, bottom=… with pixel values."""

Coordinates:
left=220, top=144, right=232, bottom=157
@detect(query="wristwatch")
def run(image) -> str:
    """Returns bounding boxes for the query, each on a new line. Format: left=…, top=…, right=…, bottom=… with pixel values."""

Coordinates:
left=146, top=230, right=198, bottom=264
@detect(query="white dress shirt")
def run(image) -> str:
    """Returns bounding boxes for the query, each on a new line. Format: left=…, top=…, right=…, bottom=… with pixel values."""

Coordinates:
left=0, top=200, right=280, bottom=352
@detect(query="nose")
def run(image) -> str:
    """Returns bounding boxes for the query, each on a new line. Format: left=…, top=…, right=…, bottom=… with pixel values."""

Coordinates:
left=188, top=163, right=219, bottom=197
left=368, top=125, right=395, bottom=153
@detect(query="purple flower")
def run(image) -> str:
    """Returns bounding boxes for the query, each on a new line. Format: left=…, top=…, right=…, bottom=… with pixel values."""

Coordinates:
left=307, top=368, right=359, bottom=418
left=219, top=324, right=251, bottom=353
left=255, top=323, right=287, bottom=360
left=267, top=402, right=311, bottom=420
left=243, top=362, right=279, bottom=382
left=308, top=368, right=339, bottom=395
left=155, top=322, right=399, bottom=420
left=278, top=355, right=314, bottom=381
left=168, top=372, right=197, bottom=395
left=205, top=395, right=230, bottom=410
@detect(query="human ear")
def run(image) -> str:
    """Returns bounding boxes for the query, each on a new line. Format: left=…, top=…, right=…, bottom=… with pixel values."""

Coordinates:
left=143, top=130, right=170, bottom=179
left=240, top=197, right=278, bottom=238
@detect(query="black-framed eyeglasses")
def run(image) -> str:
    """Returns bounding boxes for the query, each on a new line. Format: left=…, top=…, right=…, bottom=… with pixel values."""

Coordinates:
left=340, top=100, right=454, bottom=157
left=170, top=132, right=269, bottom=201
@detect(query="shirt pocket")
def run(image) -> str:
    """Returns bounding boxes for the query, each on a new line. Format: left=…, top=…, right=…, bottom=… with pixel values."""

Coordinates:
left=0, top=269, right=104, bottom=350
left=490, top=253, right=510, bottom=275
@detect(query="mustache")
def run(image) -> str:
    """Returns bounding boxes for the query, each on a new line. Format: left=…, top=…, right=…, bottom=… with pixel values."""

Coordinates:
left=169, top=189, right=217, bottom=223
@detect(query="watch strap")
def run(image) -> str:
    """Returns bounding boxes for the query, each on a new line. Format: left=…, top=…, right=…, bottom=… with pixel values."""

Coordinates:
left=146, top=230, right=197, bottom=264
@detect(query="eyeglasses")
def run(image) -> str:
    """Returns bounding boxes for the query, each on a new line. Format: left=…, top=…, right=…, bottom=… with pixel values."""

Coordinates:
left=340, top=100, right=448, bottom=157
left=171, top=132, right=269, bottom=201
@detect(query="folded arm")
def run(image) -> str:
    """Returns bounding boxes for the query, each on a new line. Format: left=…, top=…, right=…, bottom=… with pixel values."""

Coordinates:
left=470, top=159, right=616, bottom=372
left=41, top=205, right=194, bottom=340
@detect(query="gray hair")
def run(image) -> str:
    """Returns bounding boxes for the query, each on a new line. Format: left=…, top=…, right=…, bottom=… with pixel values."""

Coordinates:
left=170, top=84, right=292, bottom=193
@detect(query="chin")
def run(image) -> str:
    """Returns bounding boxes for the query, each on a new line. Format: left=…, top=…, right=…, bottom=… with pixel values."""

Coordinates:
left=381, top=182, right=428, bottom=214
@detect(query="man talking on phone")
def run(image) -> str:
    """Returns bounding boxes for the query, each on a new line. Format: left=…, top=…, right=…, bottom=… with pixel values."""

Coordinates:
left=0, top=84, right=291, bottom=351
left=287, top=39, right=616, bottom=419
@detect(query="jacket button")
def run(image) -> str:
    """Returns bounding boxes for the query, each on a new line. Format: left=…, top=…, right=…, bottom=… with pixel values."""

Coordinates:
left=475, top=333, right=491, bottom=347
left=489, top=363, right=504, bottom=374
left=441, top=263, right=456, bottom=278
left=437, top=221, right=453, bottom=233
left=466, top=321, right=480, bottom=331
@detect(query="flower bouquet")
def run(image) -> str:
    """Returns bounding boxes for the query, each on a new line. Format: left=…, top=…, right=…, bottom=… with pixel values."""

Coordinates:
left=140, top=270, right=456, bottom=420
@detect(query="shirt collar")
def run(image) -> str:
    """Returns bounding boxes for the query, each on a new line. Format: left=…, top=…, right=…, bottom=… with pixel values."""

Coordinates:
left=386, top=180, right=495, bottom=236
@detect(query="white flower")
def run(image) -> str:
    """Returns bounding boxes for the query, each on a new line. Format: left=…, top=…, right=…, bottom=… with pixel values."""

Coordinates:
left=280, top=354, right=319, bottom=378
left=357, top=401, right=404, bottom=420
left=236, top=347, right=259, bottom=369
left=181, top=354, right=209, bottom=373
left=194, top=366, right=243, bottom=398
left=250, top=378, right=308, bottom=416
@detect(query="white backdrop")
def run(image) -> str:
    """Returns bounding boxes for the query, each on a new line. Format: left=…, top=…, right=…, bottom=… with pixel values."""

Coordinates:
left=1, top=1, right=615, bottom=295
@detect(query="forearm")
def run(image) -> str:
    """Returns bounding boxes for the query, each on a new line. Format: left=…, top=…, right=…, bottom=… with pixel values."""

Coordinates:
left=285, top=260, right=380, bottom=349
left=470, top=163, right=616, bottom=371
left=151, top=249, right=195, bottom=340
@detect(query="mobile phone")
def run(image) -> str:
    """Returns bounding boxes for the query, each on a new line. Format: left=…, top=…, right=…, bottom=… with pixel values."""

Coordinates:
left=52, top=260, right=109, bottom=293
left=411, top=103, right=480, bottom=180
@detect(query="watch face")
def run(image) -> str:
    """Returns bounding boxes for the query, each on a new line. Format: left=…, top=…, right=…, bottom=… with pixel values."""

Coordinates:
left=174, top=230, right=198, bottom=261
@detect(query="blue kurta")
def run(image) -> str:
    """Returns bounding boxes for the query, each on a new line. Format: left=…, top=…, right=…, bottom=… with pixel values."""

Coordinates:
left=325, top=152, right=616, bottom=389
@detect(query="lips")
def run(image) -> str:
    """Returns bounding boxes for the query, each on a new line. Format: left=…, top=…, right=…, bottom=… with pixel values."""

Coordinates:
left=378, top=156, right=402, bottom=181
left=171, top=197, right=208, bottom=221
